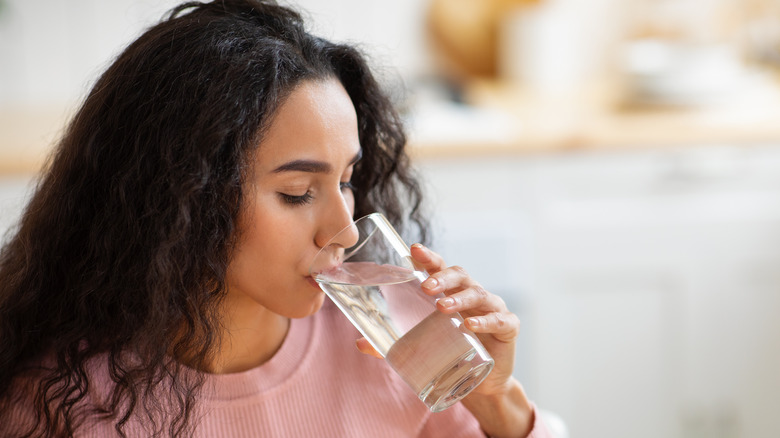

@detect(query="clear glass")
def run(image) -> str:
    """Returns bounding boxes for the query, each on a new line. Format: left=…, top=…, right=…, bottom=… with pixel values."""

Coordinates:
left=310, top=212, right=494, bottom=412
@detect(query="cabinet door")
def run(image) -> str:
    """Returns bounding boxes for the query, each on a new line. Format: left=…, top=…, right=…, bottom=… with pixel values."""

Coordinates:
left=536, top=269, right=680, bottom=438
left=531, top=146, right=780, bottom=438
left=418, top=144, right=780, bottom=438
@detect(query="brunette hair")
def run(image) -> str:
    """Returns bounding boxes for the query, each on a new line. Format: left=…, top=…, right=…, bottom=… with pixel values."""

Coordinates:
left=0, top=1, right=427, bottom=436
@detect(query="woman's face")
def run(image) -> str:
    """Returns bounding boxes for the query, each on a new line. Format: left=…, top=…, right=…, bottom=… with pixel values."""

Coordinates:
left=225, top=78, right=362, bottom=319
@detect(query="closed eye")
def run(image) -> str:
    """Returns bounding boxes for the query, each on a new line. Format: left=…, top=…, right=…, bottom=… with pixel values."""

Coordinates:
left=340, top=181, right=355, bottom=192
left=279, top=191, right=313, bottom=206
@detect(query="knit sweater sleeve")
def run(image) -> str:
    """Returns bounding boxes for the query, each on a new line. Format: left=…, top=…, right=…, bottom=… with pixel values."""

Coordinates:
left=419, top=402, right=556, bottom=438
left=418, top=403, right=485, bottom=437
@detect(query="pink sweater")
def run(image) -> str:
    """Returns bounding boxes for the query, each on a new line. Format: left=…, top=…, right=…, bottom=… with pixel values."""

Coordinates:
left=5, top=301, right=552, bottom=437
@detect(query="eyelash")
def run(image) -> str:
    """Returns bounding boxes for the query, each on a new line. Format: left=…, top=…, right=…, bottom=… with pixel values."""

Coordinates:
left=280, top=191, right=313, bottom=206
left=279, top=182, right=355, bottom=206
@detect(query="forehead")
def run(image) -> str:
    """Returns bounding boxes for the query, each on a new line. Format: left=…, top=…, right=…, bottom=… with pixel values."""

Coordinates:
left=252, top=79, right=360, bottom=172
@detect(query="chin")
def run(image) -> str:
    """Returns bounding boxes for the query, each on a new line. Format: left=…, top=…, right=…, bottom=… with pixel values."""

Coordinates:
left=289, top=292, right=327, bottom=319
left=309, top=293, right=327, bottom=314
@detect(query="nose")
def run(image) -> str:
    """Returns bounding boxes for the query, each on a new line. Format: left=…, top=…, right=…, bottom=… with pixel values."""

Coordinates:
left=314, top=192, right=359, bottom=251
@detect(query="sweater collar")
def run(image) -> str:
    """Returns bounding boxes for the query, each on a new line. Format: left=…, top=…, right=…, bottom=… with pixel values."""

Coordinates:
left=201, top=310, right=318, bottom=401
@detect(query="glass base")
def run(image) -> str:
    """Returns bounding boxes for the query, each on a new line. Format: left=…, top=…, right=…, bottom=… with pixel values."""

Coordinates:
left=419, top=349, right=495, bottom=413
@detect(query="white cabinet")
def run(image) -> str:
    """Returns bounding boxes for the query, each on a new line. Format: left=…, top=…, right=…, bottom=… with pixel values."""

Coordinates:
left=417, top=144, right=780, bottom=438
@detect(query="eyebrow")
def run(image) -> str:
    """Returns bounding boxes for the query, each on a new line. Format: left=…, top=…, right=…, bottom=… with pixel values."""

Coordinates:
left=272, top=149, right=362, bottom=174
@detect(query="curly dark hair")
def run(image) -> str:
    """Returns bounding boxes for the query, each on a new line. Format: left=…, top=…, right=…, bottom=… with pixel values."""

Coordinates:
left=0, top=1, right=428, bottom=436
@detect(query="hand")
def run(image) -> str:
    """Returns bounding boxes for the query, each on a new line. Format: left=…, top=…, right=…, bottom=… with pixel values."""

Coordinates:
left=412, top=243, right=534, bottom=438
left=411, top=243, right=520, bottom=397
left=355, top=243, right=534, bottom=437
left=355, top=243, right=519, bottom=395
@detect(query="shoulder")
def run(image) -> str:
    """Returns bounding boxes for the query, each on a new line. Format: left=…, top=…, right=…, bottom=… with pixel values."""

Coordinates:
left=0, top=353, right=145, bottom=437
left=0, top=373, right=40, bottom=437
left=0, top=359, right=109, bottom=437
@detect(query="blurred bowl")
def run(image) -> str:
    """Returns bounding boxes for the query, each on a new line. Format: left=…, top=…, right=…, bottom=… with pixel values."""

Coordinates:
left=621, top=39, right=747, bottom=106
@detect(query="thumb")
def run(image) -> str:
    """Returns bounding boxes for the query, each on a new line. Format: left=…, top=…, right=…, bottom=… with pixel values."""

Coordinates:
left=355, top=337, right=383, bottom=359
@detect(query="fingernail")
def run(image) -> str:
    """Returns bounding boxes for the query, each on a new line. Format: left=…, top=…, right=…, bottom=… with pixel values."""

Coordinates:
left=467, top=317, right=481, bottom=328
left=422, top=277, right=438, bottom=290
left=439, top=297, right=455, bottom=308
left=411, top=243, right=424, bottom=250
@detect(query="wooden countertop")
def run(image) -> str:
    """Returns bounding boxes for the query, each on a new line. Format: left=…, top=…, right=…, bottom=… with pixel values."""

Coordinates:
left=408, top=77, right=780, bottom=159
left=4, top=78, right=780, bottom=174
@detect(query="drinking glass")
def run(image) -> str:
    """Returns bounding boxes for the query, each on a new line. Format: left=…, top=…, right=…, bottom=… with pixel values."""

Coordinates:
left=310, top=212, right=494, bottom=412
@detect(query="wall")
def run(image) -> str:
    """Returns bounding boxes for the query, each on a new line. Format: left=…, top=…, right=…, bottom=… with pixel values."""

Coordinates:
left=0, top=0, right=431, bottom=107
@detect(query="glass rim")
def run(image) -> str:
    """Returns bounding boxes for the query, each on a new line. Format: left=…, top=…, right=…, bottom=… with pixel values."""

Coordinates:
left=309, top=212, right=411, bottom=278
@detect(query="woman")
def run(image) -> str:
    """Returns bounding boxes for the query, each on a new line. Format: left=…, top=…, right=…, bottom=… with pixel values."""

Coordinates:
left=0, top=1, right=552, bottom=437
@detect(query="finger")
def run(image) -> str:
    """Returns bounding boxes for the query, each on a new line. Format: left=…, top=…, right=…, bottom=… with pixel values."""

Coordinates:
left=465, top=312, right=521, bottom=343
left=421, top=265, right=475, bottom=297
left=355, top=337, right=383, bottom=359
left=436, top=284, right=508, bottom=314
left=410, top=243, right=447, bottom=275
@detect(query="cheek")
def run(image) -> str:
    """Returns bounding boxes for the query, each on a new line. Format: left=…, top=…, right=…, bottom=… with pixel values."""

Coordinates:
left=229, top=206, right=285, bottom=275
left=226, top=215, right=297, bottom=298
left=241, top=213, right=291, bottom=263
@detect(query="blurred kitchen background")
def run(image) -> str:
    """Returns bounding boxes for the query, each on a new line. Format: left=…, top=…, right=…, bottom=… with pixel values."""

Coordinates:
left=3, top=0, right=780, bottom=436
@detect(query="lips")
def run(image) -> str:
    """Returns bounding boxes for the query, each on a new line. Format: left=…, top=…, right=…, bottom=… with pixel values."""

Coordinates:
left=306, top=276, right=321, bottom=290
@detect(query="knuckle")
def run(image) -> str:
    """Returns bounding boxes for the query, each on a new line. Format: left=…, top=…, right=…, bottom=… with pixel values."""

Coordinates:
left=472, top=284, right=489, bottom=299
left=450, top=265, right=468, bottom=276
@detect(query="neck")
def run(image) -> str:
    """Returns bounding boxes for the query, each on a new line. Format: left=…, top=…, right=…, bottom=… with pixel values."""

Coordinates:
left=208, top=295, right=291, bottom=374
